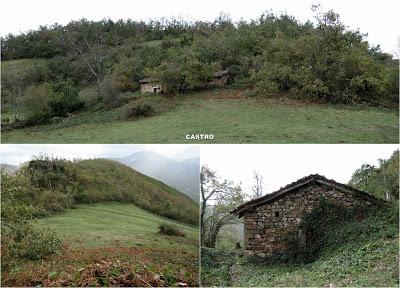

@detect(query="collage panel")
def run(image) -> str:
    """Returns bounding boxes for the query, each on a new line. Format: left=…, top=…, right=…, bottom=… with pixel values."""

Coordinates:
left=0, top=1, right=398, bottom=144
left=0, top=144, right=200, bottom=287
left=0, top=0, right=399, bottom=287
left=200, top=144, right=399, bottom=287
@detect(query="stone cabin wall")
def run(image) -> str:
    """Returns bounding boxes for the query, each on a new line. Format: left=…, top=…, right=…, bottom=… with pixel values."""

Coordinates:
left=140, top=83, right=163, bottom=93
left=243, top=183, right=374, bottom=257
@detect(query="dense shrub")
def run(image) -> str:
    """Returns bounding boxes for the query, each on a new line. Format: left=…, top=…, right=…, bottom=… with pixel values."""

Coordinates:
left=159, top=223, right=186, bottom=237
left=125, top=103, right=154, bottom=118
left=1, top=172, right=62, bottom=270
left=21, top=79, right=84, bottom=125
left=48, top=79, right=85, bottom=117
left=22, top=83, right=53, bottom=122
left=7, top=223, right=62, bottom=260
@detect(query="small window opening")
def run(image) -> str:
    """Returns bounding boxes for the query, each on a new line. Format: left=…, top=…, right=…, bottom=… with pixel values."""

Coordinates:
left=275, top=212, right=279, bottom=217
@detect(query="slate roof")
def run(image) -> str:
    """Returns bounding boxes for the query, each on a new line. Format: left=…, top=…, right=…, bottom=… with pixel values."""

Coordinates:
left=213, top=70, right=230, bottom=78
left=139, top=78, right=154, bottom=84
left=232, top=174, right=384, bottom=217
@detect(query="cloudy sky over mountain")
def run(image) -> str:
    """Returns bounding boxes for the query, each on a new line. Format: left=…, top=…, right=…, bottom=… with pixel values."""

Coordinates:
left=1, top=0, right=398, bottom=55
left=0, top=144, right=199, bottom=165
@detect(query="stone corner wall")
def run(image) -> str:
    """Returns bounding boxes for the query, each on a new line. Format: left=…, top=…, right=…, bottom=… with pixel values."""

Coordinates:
left=243, top=183, right=374, bottom=258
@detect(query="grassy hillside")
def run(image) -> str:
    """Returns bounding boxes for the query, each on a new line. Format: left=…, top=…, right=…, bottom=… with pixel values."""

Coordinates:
left=71, top=159, right=198, bottom=224
left=2, top=203, right=199, bottom=287
left=202, top=203, right=399, bottom=287
left=37, top=203, right=198, bottom=249
left=21, top=157, right=198, bottom=225
left=2, top=89, right=398, bottom=143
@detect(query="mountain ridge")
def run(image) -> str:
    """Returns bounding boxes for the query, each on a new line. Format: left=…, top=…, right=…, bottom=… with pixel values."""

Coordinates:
left=111, top=151, right=199, bottom=202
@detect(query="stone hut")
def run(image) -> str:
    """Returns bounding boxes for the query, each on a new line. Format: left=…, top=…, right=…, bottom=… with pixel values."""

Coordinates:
left=231, top=174, right=383, bottom=258
left=210, top=70, right=230, bottom=86
left=139, top=78, right=164, bottom=93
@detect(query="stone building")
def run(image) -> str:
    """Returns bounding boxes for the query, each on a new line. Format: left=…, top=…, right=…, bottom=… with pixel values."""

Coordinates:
left=210, top=70, right=230, bottom=86
left=231, top=174, right=383, bottom=258
left=139, top=78, right=164, bottom=93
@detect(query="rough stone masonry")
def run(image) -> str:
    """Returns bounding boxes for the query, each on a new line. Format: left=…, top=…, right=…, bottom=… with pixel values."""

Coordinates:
left=231, top=174, right=383, bottom=258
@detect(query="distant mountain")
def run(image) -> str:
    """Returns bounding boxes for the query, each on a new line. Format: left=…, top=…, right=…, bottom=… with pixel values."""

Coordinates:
left=112, top=151, right=199, bottom=202
left=0, top=163, right=18, bottom=174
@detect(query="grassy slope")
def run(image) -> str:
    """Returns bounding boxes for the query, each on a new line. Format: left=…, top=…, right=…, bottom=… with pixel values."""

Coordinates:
left=38, top=203, right=198, bottom=250
left=3, top=203, right=199, bottom=287
left=68, top=159, right=199, bottom=225
left=2, top=89, right=398, bottom=144
left=204, top=203, right=399, bottom=287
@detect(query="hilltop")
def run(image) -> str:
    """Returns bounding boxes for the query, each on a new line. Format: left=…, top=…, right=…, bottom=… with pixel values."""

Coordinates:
left=21, top=157, right=199, bottom=225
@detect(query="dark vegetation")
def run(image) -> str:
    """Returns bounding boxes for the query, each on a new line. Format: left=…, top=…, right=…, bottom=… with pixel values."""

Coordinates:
left=159, top=223, right=186, bottom=237
left=1, top=6, right=398, bottom=130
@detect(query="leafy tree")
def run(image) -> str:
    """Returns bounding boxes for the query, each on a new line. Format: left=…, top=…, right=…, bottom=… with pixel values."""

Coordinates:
left=349, top=150, right=399, bottom=200
left=200, top=166, right=245, bottom=248
left=146, top=47, right=217, bottom=94
left=62, top=20, right=111, bottom=99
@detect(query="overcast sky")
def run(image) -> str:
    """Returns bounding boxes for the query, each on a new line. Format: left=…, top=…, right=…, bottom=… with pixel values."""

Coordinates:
left=201, top=144, right=398, bottom=197
left=0, top=144, right=199, bottom=165
left=0, top=0, right=399, bottom=55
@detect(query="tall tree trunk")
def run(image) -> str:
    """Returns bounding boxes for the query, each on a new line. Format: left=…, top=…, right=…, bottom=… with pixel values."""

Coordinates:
left=96, top=77, right=102, bottom=101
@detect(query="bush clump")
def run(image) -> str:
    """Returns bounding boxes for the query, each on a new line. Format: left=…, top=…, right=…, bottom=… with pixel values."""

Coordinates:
left=125, top=103, right=154, bottom=119
left=21, top=79, right=84, bottom=126
left=9, top=224, right=62, bottom=260
left=1, top=172, right=63, bottom=271
left=158, top=223, right=185, bottom=237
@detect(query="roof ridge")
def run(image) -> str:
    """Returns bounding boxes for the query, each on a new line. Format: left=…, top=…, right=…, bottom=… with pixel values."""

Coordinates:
left=231, top=174, right=383, bottom=216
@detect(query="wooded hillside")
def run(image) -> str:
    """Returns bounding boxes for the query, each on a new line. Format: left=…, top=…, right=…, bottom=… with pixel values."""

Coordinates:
left=2, top=7, right=398, bottom=127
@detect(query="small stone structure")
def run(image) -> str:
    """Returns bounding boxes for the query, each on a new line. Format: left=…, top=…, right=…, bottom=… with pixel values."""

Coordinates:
left=210, top=70, right=230, bottom=86
left=231, top=174, right=383, bottom=258
left=139, top=78, right=164, bottom=93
